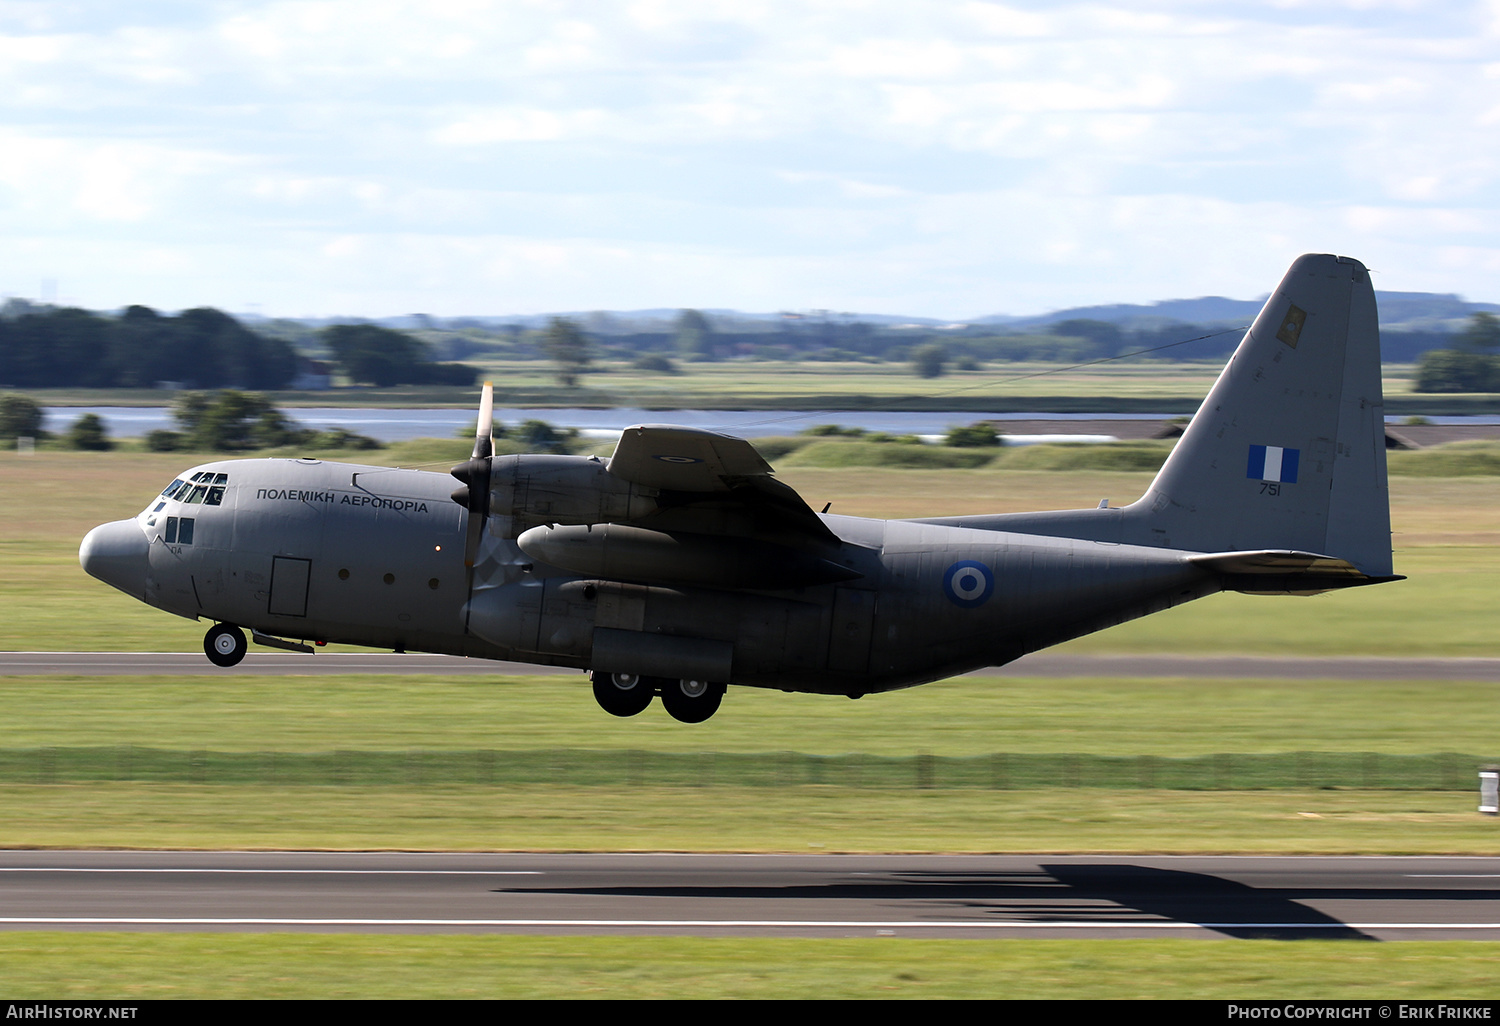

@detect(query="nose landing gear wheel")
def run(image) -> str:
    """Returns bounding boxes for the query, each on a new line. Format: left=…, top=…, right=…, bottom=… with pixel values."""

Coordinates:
left=591, top=670, right=655, bottom=717
left=660, top=678, right=725, bottom=724
left=204, top=623, right=247, bottom=667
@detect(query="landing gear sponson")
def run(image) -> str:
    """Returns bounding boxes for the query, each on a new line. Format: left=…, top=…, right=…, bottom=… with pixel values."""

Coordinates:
left=590, top=670, right=726, bottom=723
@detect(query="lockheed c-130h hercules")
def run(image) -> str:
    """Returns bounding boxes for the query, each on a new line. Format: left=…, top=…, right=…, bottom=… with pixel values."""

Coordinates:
left=80, top=254, right=1401, bottom=723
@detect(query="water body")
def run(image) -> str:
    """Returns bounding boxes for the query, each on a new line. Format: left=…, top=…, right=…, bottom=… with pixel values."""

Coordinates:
left=41, top=406, right=1500, bottom=445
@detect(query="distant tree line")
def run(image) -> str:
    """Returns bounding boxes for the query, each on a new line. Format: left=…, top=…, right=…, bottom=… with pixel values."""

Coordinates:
left=1413, top=314, right=1500, bottom=393
left=0, top=394, right=45, bottom=441
left=0, top=393, right=115, bottom=450
left=323, top=324, right=478, bottom=387
left=0, top=304, right=479, bottom=391
left=0, top=305, right=298, bottom=389
left=578, top=309, right=1478, bottom=373
left=3, top=297, right=1491, bottom=394
left=0, top=390, right=383, bottom=452
left=148, top=391, right=381, bottom=452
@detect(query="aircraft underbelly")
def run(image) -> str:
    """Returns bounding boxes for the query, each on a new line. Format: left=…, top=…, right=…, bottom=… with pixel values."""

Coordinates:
left=466, top=576, right=832, bottom=679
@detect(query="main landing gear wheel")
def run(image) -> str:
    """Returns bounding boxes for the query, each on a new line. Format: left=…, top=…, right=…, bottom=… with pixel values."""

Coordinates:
left=660, top=678, right=725, bottom=724
left=591, top=670, right=655, bottom=717
left=204, top=623, right=248, bottom=668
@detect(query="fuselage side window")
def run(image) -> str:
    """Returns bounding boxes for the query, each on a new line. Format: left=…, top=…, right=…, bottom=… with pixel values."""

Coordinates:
left=184, top=486, right=207, bottom=504
left=165, top=517, right=178, bottom=544
left=205, top=486, right=225, bottom=506
left=178, top=517, right=195, bottom=545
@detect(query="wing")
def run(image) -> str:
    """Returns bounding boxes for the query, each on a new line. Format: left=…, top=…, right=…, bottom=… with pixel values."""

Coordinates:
left=607, top=424, right=841, bottom=546
left=608, top=424, right=772, bottom=491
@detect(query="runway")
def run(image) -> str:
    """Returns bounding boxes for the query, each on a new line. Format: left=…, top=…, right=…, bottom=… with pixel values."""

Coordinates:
left=1, top=852, right=1498, bottom=939
left=5, top=651, right=1500, bottom=680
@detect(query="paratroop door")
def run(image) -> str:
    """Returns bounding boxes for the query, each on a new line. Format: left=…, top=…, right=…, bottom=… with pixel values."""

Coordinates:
left=268, top=556, right=311, bottom=617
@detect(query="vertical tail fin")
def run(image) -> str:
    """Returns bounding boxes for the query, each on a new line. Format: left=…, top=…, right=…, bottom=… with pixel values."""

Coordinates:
left=1125, top=254, right=1393, bottom=576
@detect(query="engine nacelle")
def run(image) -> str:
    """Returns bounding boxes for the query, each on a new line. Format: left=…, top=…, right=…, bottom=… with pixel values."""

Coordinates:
left=453, top=455, right=660, bottom=535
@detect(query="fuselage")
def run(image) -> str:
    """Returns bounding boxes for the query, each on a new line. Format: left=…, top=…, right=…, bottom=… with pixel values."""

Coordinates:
left=81, top=455, right=1221, bottom=694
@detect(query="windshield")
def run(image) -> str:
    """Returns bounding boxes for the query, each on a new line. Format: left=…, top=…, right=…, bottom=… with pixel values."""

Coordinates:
left=159, top=472, right=228, bottom=506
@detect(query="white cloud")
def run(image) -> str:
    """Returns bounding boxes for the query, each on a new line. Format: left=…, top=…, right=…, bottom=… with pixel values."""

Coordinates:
left=430, top=108, right=606, bottom=144
left=1, top=1, right=1499, bottom=315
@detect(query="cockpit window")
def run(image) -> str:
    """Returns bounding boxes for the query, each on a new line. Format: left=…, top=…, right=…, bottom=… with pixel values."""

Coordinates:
left=161, top=473, right=229, bottom=505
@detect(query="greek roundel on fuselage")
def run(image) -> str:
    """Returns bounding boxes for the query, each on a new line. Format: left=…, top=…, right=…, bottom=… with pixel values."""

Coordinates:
left=942, top=560, right=994, bottom=608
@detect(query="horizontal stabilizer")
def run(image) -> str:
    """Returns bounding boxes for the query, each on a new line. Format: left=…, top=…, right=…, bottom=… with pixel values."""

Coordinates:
left=1189, top=549, right=1404, bottom=595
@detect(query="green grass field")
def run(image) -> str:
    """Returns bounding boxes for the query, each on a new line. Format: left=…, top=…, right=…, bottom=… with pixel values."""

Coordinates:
left=5, top=934, right=1497, bottom=1000
left=0, top=674, right=1495, bottom=852
left=22, top=359, right=1499, bottom=415
left=2, top=675, right=1497, bottom=756
left=0, top=784, right=1493, bottom=854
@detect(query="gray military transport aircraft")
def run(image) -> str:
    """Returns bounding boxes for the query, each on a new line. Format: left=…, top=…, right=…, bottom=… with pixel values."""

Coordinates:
left=81, top=254, right=1400, bottom=723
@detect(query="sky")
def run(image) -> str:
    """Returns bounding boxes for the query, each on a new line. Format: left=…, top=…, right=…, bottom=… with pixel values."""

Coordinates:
left=2, top=1, right=1499, bottom=319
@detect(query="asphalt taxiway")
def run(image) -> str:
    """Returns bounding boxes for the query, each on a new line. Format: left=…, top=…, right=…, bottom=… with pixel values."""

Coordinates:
left=0, top=852, right=1497, bottom=940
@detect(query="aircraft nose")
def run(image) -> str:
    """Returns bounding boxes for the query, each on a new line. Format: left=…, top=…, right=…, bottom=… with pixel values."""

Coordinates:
left=79, top=519, right=150, bottom=600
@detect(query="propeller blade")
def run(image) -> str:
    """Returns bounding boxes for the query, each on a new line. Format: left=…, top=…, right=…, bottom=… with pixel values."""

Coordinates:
left=453, top=382, right=495, bottom=569
left=462, top=489, right=486, bottom=568
left=473, top=381, right=494, bottom=460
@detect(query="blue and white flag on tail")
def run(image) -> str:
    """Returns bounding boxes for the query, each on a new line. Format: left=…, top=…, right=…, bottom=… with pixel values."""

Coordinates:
left=1247, top=444, right=1299, bottom=484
